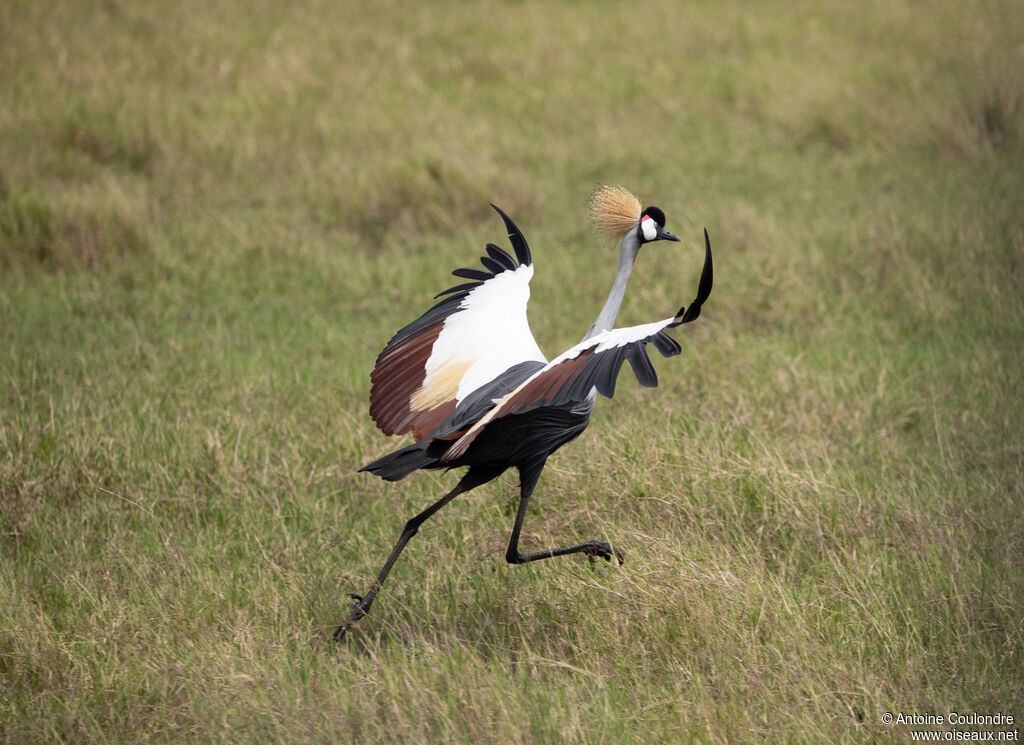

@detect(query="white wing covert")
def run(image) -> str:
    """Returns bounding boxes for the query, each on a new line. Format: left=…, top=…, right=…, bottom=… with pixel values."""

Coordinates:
left=368, top=206, right=546, bottom=440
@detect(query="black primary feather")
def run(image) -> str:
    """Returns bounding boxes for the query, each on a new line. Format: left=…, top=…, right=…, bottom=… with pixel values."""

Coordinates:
left=485, top=243, right=517, bottom=270
left=491, top=204, right=532, bottom=266
left=651, top=332, right=682, bottom=357
left=434, top=281, right=483, bottom=299
left=479, top=255, right=507, bottom=275
left=452, top=267, right=492, bottom=281
left=625, top=346, right=658, bottom=387
left=595, top=347, right=628, bottom=398
left=429, top=209, right=532, bottom=302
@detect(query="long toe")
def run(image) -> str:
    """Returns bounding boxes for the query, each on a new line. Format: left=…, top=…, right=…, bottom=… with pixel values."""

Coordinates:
left=602, top=544, right=625, bottom=565
left=334, top=591, right=375, bottom=641
left=583, top=541, right=624, bottom=565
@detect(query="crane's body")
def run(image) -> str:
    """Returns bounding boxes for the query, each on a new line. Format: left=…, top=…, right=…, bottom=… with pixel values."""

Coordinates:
left=335, top=186, right=713, bottom=640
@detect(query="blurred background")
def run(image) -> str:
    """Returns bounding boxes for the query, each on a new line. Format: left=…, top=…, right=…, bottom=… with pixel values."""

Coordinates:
left=2, top=1, right=1022, bottom=742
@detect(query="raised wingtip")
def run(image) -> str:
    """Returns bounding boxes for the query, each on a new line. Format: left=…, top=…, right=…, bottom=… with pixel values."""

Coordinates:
left=698, top=229, right=713, bottom=304
left=669, top=229, right=714, bottom=326
left=489, top=203, right=532, bottom=266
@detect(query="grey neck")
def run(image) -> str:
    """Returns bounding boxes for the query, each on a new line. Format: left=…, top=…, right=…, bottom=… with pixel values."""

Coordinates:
left=583, top=229, right=640, bottom=341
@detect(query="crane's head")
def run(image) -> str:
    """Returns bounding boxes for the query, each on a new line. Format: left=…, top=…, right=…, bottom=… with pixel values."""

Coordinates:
left=638, top=206, right=681, bottom=244
left=590, top=185, right=680, bottom=245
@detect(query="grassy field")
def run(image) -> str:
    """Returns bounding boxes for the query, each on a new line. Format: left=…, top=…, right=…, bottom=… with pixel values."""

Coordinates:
left=2, top=0, right=1023, bottom=742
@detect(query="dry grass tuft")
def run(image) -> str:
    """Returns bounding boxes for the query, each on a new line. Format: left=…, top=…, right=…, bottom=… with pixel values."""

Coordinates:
left=0, top=186, right=149, bottom=271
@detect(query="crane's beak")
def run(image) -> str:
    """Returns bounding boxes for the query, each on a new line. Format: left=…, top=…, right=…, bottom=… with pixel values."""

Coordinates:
left=656, top=227, right=681, bottom=242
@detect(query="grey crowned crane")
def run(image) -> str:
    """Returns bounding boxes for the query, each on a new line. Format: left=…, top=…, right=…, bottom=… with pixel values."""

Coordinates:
left=335, top=185, right=713, bottom=640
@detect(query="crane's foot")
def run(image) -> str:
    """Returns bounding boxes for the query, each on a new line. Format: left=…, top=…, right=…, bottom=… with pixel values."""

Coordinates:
left=333, top=591, right=376, bottom=642
left=582, top=541, right=625, bottom=566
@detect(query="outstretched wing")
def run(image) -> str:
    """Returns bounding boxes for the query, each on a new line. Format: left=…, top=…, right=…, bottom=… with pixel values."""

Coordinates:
left=369, top=205, right=547, bottom=440
left=440, top=229, right=713, bottom=462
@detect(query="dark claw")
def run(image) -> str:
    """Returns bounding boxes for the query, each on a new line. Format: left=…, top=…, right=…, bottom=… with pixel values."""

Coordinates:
left=333, top=591, right=374, bottom=642
left=582, top=542, right=625, bottom=566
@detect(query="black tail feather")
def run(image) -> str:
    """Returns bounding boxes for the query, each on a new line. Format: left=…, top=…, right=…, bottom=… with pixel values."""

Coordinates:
left=359, top=442, right=438, bottom=482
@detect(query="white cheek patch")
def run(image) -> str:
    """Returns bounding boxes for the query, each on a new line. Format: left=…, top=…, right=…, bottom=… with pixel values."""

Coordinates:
left=641, top=215, right=658, bottom=242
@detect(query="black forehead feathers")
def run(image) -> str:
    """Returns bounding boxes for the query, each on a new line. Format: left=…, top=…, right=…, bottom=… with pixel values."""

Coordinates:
left=641, top=206, right=666, bottom=227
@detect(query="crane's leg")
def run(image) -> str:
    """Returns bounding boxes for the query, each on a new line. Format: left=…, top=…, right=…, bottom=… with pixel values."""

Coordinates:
left=505, top=460, right=625, bottom=566
left=334, top=467, right=499, bottom=641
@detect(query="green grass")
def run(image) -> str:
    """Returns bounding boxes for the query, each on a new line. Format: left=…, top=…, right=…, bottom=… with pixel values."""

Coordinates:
left=2, top=0, right=1023, bottom=742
